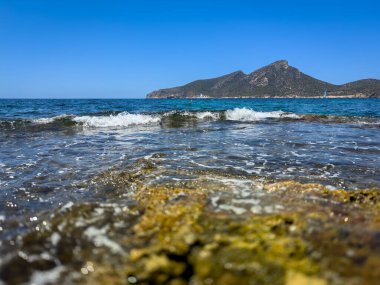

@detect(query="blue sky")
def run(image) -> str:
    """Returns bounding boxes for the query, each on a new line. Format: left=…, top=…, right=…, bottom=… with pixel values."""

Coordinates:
left=0, top=0, right=379, bottom=98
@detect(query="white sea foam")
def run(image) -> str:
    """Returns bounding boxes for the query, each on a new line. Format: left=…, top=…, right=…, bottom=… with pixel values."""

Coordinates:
left=218, top=204, right=247, bottom=215
left=60, top=201, right=74, bottom=212
left=356, top=121, right=380, bottom=127
left=28, top=266, right=65, bottom=285
left=162, top=110, right=220, bottom=120
left=194, top=111, right=220, bottom=120
left=225, top=108, right=300, bottom=121
left=73, top=112, right=161, bottom=128
left=84, top=226, right=125, bottom=254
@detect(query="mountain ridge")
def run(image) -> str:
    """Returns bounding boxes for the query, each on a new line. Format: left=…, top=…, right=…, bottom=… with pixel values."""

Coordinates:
left=146, top=60, right=380, bottom=98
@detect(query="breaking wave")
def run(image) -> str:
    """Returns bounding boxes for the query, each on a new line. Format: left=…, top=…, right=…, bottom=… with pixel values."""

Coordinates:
left=225, top=108, right=300, bottom=121
left=1, top=108, right=379, bottom=131
left=72, top=112, right=161, bottom=128
left=161, top=110, right=220, bottom=120
left=32, top=114, right=72, bottom=124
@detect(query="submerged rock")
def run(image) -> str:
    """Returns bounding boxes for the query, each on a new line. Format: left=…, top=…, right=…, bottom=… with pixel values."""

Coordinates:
left=0, top=177, right=379, bottom=285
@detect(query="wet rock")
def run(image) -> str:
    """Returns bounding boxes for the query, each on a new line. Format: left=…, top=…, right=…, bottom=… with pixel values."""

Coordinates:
left=1, top=177, right=379, bottom=285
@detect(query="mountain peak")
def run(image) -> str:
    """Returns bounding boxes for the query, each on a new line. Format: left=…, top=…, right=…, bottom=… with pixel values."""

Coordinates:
left=268, top=60, right=289, bottom=69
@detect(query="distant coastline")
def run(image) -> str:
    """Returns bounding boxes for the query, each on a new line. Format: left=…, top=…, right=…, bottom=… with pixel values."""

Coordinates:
left=147, top=60, right=380, bottom=99
left=147, top=94, right=374, bottom=99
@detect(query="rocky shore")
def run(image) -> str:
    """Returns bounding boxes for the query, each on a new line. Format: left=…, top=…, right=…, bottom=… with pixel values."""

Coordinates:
left=1, top=159, right=379, bottom=285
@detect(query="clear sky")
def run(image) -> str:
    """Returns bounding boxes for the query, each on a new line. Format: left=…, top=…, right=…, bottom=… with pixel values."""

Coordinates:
left=0, top=0, right=379, bottom=98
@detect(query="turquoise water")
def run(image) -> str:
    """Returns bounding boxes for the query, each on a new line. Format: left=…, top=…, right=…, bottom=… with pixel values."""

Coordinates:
left=1, top=98, right=380, bottom=119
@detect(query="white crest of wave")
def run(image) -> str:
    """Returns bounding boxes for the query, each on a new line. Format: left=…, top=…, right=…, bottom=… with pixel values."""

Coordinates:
left=32, top=115, right=70, bottom=124
left=195, top=111, right=220, bottom=120
left=225, top=108, right=299, bottom=121
left=73, top=112, right=161, bottom=128
left=162, top=110, right=220, bottom=120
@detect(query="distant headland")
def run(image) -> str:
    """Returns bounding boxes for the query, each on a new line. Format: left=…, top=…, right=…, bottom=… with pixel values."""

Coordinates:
left=146, top=60, right=380, bottom=99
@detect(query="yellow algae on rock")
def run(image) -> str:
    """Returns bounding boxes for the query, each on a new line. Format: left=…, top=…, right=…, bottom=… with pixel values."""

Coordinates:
left=286, top=271, right=326, bottom=285
left=132, top=186, right=206, bottom=254
left=2, top=175, right=379, bottom=285
left=187, top=213, right=319, bottom=285
left=77, top=180, right=380, bottom=285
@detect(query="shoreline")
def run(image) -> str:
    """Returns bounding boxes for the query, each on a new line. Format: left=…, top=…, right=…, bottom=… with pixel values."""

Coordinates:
left=2, top=170, right=379, bottom=285
left=147, top=95, right=379, bottom=99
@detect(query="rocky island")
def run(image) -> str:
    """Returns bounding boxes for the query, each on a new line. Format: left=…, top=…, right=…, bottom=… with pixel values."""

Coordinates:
left=147, top=60, right=380, bottom=99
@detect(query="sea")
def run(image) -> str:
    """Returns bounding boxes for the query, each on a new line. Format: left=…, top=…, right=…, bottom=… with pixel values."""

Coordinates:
left=0, top=98, right=380, bottom=284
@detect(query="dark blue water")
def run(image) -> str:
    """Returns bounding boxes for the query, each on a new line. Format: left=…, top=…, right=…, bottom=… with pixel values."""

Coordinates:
left=1, top=98, right=380, bottom=244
